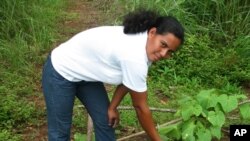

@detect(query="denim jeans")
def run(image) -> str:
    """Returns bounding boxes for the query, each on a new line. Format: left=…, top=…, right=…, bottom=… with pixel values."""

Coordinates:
left=42, top=54, right=115, bottom=141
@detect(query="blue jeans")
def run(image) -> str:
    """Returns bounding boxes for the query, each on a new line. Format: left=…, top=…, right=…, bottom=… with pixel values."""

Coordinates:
left=42, top=54, right=115, bottom=141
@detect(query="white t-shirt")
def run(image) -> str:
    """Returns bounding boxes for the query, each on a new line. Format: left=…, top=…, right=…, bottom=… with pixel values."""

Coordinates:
left=51, top=26, right=151, bottom=92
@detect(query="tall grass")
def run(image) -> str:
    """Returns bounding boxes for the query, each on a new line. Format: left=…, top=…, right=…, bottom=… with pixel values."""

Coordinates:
left=116, top=0, right=249, bottom=39
left=183, top=0, right=250, bottom=43
left=0, top=0, right=67, bottom=140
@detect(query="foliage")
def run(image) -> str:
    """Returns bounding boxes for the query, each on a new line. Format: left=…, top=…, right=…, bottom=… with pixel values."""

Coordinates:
left=0, top=91, right=36, bottom=128
left=74, top=133, right=87, bottom=141
left=74, top=132, right=95, bottom=141
left=0, top=129, right=21, bottom=141
left=149, top=33, right=250, bottom=88
left=159, top=89, right=250, bottom=140
left=0, top=0, right=67, bottom=139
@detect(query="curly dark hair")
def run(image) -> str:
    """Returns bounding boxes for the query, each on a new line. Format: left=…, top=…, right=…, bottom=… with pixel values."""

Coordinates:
left=123, top=9, right=159, bottom=34
left=123, top=9, right=185, bottom=44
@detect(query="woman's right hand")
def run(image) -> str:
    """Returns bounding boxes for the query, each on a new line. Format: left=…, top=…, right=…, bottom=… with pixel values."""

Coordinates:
left=108, top=107, right=119, bottom=128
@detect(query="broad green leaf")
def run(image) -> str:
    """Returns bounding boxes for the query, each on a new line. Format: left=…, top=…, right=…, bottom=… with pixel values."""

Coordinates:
left=196, top=89, right=217, bottom=108
left=181, top=105, right=193, bottom=121
left=159, top=124, right=178, bottom=134
left=182, top=120, right=195, bottom=140
left=206, top=94, right=218, bottom=109
left=159, top=124, right=181, bottom=140
left=196, top=121, right=205, bottom=129
left=217, top=94, right=238, bottom=113
left=239, top=103, right=250, bottom=120
left=159, top=135, right=171, bottom=141
left=196, top=127, right=212, bottom=141
left=207, top=111, right=225, bottom=127
left=186, top=135, right=195, bottom=141
left=193, top=104, right=203, bottom=116
left=196, top=90, right=210, bottom=108
left=74, top=133, right=87, bottom=141
left=168, top=128, right=181, bottom=140
left=201, top=109, right=209, bottom=118
left=181, top=102, right=202, bottom=120
left=210, top=126, right=222, bottom=139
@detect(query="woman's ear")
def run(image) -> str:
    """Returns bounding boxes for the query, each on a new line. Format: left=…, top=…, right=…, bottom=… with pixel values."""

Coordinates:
left=148, top=27, right=157, bottom=38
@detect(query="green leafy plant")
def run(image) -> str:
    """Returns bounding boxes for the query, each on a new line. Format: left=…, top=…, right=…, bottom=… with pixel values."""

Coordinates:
left=159, top=89, right=250, bottom=141
left=74, top=133, right=87, bottom=141
left=74, top=132, right=95, bottom=141
left=0, top=129, right=21, bottom=141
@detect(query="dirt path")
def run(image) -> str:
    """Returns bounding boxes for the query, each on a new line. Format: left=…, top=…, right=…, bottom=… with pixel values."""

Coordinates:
left=58, top=0, right=113, bottom=42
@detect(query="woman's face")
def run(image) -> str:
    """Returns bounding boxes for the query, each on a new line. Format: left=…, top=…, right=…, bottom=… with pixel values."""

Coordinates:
left=146, top=27, right=181, bottom=62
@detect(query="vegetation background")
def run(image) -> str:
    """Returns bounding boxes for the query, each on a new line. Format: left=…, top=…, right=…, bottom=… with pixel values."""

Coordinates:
left=0, top=0, right=249, bottom=140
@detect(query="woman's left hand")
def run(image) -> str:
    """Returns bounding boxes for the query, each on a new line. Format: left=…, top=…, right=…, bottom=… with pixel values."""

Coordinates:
left=108, top=107, right=119, bottom=128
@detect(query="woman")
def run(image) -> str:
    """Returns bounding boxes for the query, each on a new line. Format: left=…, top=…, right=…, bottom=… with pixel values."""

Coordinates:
left=42, top=9, right=184, bottom=141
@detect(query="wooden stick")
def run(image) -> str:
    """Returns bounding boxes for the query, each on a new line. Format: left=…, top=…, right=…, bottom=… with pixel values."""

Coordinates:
left=76, top=99, right=250, bottom=114
left=117, top=106, right=177, bottom=113
left=117, top=118, right=183, bottom=141
left=77, top=105, right=177, bottom=113
left=157, top=118, right=183, bottom=128
left=239, top=99, right=250, bottom=105
left=87, top=114, right=93, bottom=141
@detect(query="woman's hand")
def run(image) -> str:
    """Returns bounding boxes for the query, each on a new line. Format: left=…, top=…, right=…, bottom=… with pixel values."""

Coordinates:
left=108, top=84, right=128, bottom=128
left=108, top=107, right=119, bottom=128
left=129, top=90, right=162, bottom=141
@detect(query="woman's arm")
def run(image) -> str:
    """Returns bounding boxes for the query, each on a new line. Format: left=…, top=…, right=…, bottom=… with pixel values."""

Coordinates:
left=109, top=84, right=161, bottom=141
left=129, top=89, right=162, bottom=141
left=109, top=84, right=129, bottom=109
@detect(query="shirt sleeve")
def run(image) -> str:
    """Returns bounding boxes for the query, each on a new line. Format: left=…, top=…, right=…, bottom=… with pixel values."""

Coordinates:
left=120, top=60, right=148, bottom=92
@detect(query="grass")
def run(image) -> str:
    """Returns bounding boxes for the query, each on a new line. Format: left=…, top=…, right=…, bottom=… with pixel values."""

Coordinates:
left=0, top=0, right=67, bottom=140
